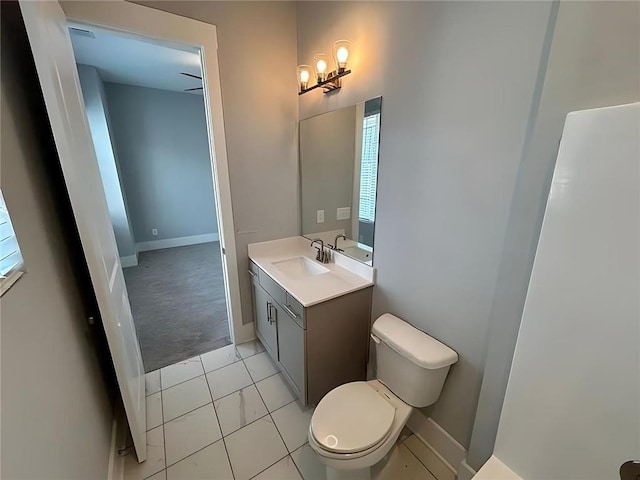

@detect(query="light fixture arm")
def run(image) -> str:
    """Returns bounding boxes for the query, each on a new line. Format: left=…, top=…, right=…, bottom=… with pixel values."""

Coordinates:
left=298, top=69, right=351, bottom=96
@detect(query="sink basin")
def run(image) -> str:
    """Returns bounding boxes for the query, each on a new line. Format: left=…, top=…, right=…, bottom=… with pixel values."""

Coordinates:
left=343, top=245, right=372, bottom=263
left=273, top=256, right=329, bottom=277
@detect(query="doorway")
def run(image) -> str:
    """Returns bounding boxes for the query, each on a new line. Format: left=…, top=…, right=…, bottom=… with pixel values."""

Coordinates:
left=70, top=24, right=232, bottom=372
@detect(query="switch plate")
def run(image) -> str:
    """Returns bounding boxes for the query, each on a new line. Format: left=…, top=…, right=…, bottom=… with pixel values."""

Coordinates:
left=317, top=210, right=325, bottom=223
left=152, top=228, right=158, bottom=236
left=337, top=207, right=351, bottom=220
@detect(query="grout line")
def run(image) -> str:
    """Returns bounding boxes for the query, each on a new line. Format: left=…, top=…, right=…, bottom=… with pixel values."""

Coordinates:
left=164, top=401, right=214, bottom=425
left=222, top=410, right=272, bottom=439
left=290, top=459, right=305, bottom=479
left=247, top=451, right=291, bottom=479
left=160, top=371, right=204, bottom=392
left=159, top=367, right=168, bottom=479
left=201, top=354, right=236, bottom=479
left=141, top=341, right=293, bottom=479
left=164, top=437, right=225, bottom=470
left=289, top=443, right=308, bottom=479
left=158, top=344, right=266, bottom=393
left=202, top=359, right=242, bottom=375
left=247, top=368, right=281, bottom=386
left=242, top=354, right=294, bottom=479
left=402, top=441, right=440, bottom=480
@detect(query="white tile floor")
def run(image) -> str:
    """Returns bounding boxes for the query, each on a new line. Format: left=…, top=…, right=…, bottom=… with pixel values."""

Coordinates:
left=126, top=339, right=438, bottom=480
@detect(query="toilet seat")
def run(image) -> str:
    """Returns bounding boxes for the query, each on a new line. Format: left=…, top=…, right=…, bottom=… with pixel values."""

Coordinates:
left=310, top=382, right=395, bottom=454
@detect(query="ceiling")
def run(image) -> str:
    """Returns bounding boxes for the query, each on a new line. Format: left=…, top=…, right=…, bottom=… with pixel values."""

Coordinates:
left=69, top=23, right=203, bottom=94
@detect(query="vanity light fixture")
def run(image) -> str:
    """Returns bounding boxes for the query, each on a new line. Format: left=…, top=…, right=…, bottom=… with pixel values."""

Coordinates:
left=298, top=40, right=352, bottom=95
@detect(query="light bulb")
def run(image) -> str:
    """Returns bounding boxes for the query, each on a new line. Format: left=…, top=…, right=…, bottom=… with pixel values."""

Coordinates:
left=297, top=65, right=312, bottom=91
left=333, top=40, right=352, bottom=73
left=313, top=54, right=329, bottom=82
left=336, top=46, right=349, bottom=63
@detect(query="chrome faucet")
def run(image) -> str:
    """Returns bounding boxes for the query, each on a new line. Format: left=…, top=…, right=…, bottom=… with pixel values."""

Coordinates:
left=331, top=234, right=347, bottom=252
left=311, top=239, right=330, bottom=264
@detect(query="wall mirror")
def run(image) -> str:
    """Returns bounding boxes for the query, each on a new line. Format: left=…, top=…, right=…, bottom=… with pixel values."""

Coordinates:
left=300, top=96, right=382, bottom=265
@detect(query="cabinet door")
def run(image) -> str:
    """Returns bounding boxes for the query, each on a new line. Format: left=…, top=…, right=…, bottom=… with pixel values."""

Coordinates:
left=278, top=306, right=305, bottom=398
left=254, top=284, right=278, bottom=358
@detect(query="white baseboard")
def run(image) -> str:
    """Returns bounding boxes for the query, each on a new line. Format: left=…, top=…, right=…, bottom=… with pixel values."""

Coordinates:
left=136, top=232, right=219, bottom=252
left=120, top=254, right=138, bottom=268
left=407, top=411, right=467, bottom=468
left=107, top=405, right=127, bottom=480
left=458, top=459, right=477, bottom=480
left=405, top=411, right=468, bottom=480
left=404, top=434, right=456, bottom=480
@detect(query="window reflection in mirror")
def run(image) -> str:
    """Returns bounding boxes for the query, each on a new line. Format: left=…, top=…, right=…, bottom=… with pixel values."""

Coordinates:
left=300, top=97, right=382, bottom=265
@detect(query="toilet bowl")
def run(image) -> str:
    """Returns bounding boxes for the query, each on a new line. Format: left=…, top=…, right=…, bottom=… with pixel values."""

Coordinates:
left=308, top=314, right=458, bottom=479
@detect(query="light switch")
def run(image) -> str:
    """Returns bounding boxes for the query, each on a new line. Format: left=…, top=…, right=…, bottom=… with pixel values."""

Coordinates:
left=336, top=207, right=351, bottom=220
left=317, top=210, right=325, bottom=223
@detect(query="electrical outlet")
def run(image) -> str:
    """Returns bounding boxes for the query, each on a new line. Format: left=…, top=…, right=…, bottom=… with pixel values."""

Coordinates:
left=317, top=210, right=325, bottom=224
left=337, top=207, right=351, bottom=220
left=152, top=228, right=158, bottom=236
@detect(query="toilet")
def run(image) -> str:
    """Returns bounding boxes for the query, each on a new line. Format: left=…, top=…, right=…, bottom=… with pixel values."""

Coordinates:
left=308, top=313, right=458, bottom=479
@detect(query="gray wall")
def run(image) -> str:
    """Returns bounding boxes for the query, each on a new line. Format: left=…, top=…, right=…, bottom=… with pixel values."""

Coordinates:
left=133, top=1, right=300, bottom=326
left=77, top=65, right=136, bottom=257
left=1, top=6, right=113, bottom=478
left=104, top=83, right=218, bottom=243
left=467, top=0, right=640, bottom=469
left=300, top=105, right=356, bottom=237
left=298, top=1, right=554, bottom=447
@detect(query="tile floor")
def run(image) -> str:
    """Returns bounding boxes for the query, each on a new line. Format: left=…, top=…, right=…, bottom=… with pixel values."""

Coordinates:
left=126, top=339, right=439, bottom=480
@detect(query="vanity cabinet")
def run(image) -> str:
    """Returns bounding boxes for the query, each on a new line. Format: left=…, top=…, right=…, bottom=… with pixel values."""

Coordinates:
left=253, top=281, right=278, bottom=359
left=249, top=260, right=372, bottom=405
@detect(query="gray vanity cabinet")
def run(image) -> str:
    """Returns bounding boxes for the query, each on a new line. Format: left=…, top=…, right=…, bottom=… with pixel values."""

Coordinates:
left=277, top=306, right=305, bottom=396
left=249, top=260, right=372, bottom=405
left=252, top=279, right=278, bottom=359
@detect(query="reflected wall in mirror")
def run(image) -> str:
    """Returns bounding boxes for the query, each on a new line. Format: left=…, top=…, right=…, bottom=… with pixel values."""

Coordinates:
left=300, top=97, right=382, bottom=265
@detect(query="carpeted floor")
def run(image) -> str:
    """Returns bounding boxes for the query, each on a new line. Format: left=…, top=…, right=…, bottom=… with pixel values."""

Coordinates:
left=123, top=242, right=231, bottom=372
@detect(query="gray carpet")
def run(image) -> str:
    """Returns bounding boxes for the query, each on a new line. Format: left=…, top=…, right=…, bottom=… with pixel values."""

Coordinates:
left=123, top=242, right=231, bottom=373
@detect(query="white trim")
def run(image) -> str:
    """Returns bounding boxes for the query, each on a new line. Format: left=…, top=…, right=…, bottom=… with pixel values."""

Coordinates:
left=458, top=459, right=478, bottom=480
left=60, top=0, right=249, bottom=344
left=136, top=233, right=219, bottom=253
left=404, top=433, right=456, bottom=480
left=407, top=411, right=467, bottom=469
left=119, top=254, right=138, bottom=268
left=107, top=405, right=127, bottom=480
left=0, top=268, right=24, bottom=297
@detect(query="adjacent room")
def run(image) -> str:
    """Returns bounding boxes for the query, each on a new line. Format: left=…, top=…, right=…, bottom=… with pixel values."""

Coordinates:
left=70, top=25, right=231, bottom=371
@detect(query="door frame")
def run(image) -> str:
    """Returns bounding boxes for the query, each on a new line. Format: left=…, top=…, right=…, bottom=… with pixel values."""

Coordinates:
left=61, top=0, right=252, bottom=343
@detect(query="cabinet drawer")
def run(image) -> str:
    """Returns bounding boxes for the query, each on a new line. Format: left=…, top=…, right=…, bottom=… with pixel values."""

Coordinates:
left=258, top=269, right=286, bottom=306
left=284, top=292, right=305, bottom=329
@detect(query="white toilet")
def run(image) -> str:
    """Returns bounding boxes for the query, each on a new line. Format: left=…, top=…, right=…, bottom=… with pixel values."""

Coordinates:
left=308, top=313, right=458, bottom=479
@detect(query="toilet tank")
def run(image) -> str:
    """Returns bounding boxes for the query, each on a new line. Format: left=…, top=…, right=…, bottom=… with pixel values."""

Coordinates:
left=371, top=314, right=458, bottom=408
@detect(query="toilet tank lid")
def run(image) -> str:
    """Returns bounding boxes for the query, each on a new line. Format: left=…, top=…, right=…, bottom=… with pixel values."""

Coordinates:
left=372, top=314, right=458, bottom=369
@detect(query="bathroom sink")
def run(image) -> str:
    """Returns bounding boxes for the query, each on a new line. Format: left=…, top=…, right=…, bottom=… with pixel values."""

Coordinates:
left=343, top=245, right=372, bottom=263
left=273, top=256, right=330, bottom=277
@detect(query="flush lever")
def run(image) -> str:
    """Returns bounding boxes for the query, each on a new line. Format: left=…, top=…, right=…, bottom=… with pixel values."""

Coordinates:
left=370, top=333, right=381, bottom=344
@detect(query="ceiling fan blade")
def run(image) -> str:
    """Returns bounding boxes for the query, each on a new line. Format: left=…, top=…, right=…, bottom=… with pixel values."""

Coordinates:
left=180, top=72, right=202, bottom=80
left=184, top=87, right=203, bottom=91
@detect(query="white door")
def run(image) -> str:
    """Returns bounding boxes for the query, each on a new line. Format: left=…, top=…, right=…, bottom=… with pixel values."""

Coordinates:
left=19, top=0, right=147, bottom=461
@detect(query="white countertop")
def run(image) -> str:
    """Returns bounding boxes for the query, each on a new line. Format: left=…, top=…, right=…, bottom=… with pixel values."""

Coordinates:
left=248, top=236, right=375, bottom=307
